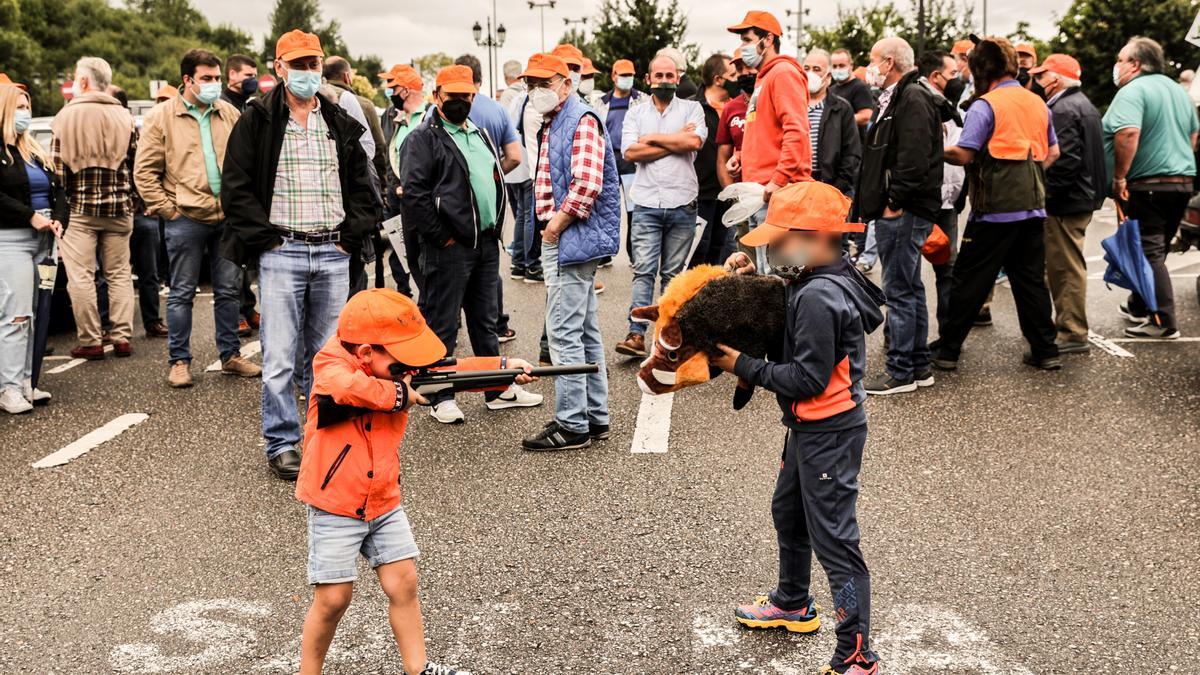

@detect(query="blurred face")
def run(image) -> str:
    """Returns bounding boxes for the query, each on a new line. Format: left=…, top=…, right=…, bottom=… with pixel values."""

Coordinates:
left=956, top=53, right=971, bottom=79
left=830, top=51, right=852, bottom=75
left=768, top=230, right=839, bottom=269
left=276, top=55, right=322, bottom=80
left=802, top=53, right=831, bottom=94
left=735, top=60, right=758, bottom=77
left=927, top=55, right=959, bottom=94
left=1017, top=53, right=1035, bottom=69
left=354, top=345, right=401, bottom=380
left=229, top=64, right=256, bottom=88
left=646, top=57, right=678, bottom=86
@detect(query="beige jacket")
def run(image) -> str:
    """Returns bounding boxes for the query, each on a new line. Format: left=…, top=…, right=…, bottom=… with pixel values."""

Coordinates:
left=50, top=91, right=135, bottom=171
left=134, top=96, right=239, bottom=224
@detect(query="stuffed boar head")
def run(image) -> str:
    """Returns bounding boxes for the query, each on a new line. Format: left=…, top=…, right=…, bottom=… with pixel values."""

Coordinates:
left=631, top=265, right=787, bottom=408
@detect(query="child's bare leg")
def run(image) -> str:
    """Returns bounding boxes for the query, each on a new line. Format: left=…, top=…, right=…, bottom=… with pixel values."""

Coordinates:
left=299, top=582, right=353, bottom=675
left=377, top=559, right=427, bottom=675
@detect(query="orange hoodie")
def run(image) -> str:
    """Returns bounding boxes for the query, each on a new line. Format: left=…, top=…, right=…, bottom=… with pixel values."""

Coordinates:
left=742, top=55, right=812, bottom=187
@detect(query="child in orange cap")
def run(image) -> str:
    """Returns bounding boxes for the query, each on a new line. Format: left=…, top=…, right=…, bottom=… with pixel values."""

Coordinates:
left=295, top=288, right=534, bottom=675
left=711, top=182, right=885, bottom=675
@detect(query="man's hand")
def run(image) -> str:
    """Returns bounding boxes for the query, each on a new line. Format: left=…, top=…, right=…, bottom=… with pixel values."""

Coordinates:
left=682, top=122, right=697, bottom=134
left=543, top=214, right=569, bottom=244
left=1112, top=178, right=1129, bottom=202
left=711, top=343, right=741, bottom=373
left=883, top=205, right=905, bottom=219
left=30, top=212, right=62, bottom=237
left=724, top=251, right=756, bottom=275
left=762, top=181, right=784, bottom=202
left=725, top=153, right=741, bottom=178
left=506, top=358, right=538, bottom=385
left=401, top=374, right=428, bottom=408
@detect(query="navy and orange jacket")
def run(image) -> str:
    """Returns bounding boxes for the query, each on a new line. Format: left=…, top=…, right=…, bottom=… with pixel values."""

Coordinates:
left=734, top=257, right=884, bottom=432
left=295, top=337, right=503, bottom=521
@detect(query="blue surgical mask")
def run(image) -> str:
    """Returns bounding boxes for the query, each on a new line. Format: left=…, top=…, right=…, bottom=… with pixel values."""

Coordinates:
left=831, top=68, right=850, bottom=82
left=13, top=109, right=31, bottom=134
left=240, top=76, right=259, bottom=94
left=286, top=69, right=321, bottom=99
left=616, top=75, right=635, bottom=91
left=196, top=82, right=222, bottom=105
left=740, top=40, right=764, bottom=69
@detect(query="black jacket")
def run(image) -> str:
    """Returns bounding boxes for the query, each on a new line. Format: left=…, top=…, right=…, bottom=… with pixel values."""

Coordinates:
left=813, top=94, right=862, bottom=196
left=219, top=87, right=375, bottom=266
left=853, top=70, right=944, bottom=222
left=1045, top=87, right=1106, bottom=216
left=398, top=111, right=507, bottom=250
left=0, top=148, right=68, bottom=230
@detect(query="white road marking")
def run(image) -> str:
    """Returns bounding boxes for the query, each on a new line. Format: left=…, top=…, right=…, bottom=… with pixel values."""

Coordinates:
left=110, top=599, right=271, bottom=673
left=204, top=340, right=261, bottom=372
left=32, top=412, right=149, bottom=468
left=1088, top=331, right=1135, bottom=358
left=45, top=344, right=114, bottom=375
left=630, top=392, right=673, bottom=454
left=872, top=604, right=1034, bottom=674
left=1112, top=336, right=1200, bottom=343
left=1089, top=273, right=1197, bottom=279
left=42, top=354, right=71, bottom=361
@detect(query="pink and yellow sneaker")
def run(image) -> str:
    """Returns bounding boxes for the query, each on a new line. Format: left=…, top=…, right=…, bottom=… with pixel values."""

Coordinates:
left=734, top=594, right=820, bottom=633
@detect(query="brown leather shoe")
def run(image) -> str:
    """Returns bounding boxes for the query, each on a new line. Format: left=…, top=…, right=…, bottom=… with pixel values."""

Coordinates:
left=70, top=344, right=105, bottom=360
left=247, top=310, right=261, bottom=330
left=112, top=340, right=133, bottom=357
left=615, top=332, right=646, bottom=358
left=145, top=321, right=168, bottom=338
left=594, top=280, right=606, bottom=295
left=222, top=355, right=262, bottom=378
left=237, top=319, right=252, bottom=337
left=168, top=361, right=193, bottom=388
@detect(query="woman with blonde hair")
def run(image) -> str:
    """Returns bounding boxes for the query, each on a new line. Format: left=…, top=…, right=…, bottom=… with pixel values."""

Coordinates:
left=0, top=83, right=66, bottom=413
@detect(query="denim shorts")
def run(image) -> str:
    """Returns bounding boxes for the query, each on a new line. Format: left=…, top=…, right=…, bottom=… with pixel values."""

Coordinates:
left=306, top=504, right=420, bottom=584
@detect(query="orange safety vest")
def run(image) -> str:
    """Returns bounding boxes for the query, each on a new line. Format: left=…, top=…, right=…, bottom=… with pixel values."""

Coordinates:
left=980, top=84, right=1049, bottom=161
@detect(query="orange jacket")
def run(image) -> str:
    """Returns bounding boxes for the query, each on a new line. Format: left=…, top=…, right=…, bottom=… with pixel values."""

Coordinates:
left=295, top=337, right=502, bottom=521
left=980, top=85, right=1049, bottom=161
left=742, top=55, right=812, bottom=187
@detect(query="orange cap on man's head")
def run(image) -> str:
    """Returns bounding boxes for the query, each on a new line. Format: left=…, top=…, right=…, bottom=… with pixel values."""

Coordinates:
left=740, top=182, right=865, bottom=247
left=727, top=11, right=783, bottom=38
left=435, top=65, right=477, bottom=94
left=612, top=59, right=636, bottom=76
left=380, top=64, right=423, bottom=91
left=0, top=73, right=28, bottom=91
left=1016, top=43, right=1037, bottom=59
left=276, top=29, right=324, bottom=61
left=1030, top=53, right=1081, bottom=81
left=951, top=39, right=974, bottom=56
left=155, top=85, right=179, bottom=102
left=581, top=58, right=599, bottom=75
left=551, top=43, right=585, bottom=68
left=521, top=53, right=570, bottom=80
left=337, top=289, right=447, bottom=366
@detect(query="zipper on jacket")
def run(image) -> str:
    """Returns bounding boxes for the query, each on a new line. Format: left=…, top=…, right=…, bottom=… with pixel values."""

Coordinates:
left=320, top=443, right=352, bottom=490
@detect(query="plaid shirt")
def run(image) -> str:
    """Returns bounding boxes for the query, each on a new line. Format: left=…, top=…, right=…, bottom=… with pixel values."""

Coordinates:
left=50, top=133, right=137, bottom=218
left=534, top=109, right=604, bottom=223
left=270, top=100, right=345, bottom=232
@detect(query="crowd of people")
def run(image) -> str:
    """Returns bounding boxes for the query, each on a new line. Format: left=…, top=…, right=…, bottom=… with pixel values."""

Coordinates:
left=1, top=11, right=1198, bottom=675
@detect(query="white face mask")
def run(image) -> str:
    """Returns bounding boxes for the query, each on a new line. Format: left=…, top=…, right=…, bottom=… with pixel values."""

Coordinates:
left=71, top=79, right=84, bottom=98
left=831, top=68, right=850, bottom=82
left=1112, top=63, right=1124, bottom=87
left=579, top=78, right=595, bottom=95
left=530, top=86, right=561, bottom=114
left=740, top=40, right=764, bottom=69
left=866, top=62, right=886, bottom=88
left=569, top=71, right=582, bottom=90
left=616, top=75, right=635, bottom=91
left=806, top=71, right=824, bottom=94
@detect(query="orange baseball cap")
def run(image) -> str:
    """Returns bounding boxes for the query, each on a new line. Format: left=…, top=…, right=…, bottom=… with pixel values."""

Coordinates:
left=731, top=48, right=744, bottom=65
left=951, top=39, right=974, bottom=56
left=612, top=59, right=636, bottom=75
left=275, top=29, right=324, bottom=61
left=521, top=53, right=569, bottom=80
left=435, top=65, right=477, bottom=94
left=740, top=182, right=865, bottom=247
left=581, top=58, right=599, bottom=76
left=551, top=43, right=584, bottom=68
left=1016, top=43, right=1037, bottom=59
left=380, top=64, right=423, bottom=91
left=0, top=73, right=27, bottom=91
left=1030, top=53, right=1081, bottom=81
left=727, top=11, right=783, bottom=38
left=337, top=289, right=447, bottom=366
left=155, top=85, right=179, bottom=102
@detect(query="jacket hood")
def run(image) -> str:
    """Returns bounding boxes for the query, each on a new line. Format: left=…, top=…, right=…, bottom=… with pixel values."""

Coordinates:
left=802, top=256, right=886, bottom=332
left=759, top=54, right=803, bottom=77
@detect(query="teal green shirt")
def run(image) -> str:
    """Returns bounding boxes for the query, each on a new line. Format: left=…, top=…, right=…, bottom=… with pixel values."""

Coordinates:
left=183, top=98, right=222, bottom=197
left=388, top=104, right=428, bottom=179
left=445, top=118, right=498, bottom=230
left=1103, top=73, right=1199, bottom=182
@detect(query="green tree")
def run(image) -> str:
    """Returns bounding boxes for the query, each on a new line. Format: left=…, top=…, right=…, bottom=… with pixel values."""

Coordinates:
left=807, top=0, right=975, bottom=64
left=410, top=52, right=453, bottom=80
left=1052, top=0, right=1197, bottom=105
left=585, top=0, right=698, bottom=92
left=262, top=0, right=347, bottom=64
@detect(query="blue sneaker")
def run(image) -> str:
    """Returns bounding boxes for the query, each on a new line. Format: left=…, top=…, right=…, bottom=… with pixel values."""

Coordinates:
left=734, top=594, right=820, bottom=633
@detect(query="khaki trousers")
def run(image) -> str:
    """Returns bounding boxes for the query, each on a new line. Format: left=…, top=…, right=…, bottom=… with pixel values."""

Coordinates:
left=1043, top=212, right=1092, bottom=342
left=60, top=212, right=134, bottom=345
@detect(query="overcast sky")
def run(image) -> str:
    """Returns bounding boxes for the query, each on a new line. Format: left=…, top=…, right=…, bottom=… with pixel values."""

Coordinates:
left=204, top=0, right=1073, bottom=81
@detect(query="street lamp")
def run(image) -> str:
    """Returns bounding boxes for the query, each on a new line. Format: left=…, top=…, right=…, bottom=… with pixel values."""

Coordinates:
left=472, top=15, right=507, bottom=96
left=785, top=6, right=810, bottom=51
left=528, top=0, right=557, bottom=52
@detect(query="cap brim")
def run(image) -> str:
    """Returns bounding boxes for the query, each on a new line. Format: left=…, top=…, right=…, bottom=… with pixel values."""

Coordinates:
left=739, top=222, right=791, bottom=247
left=381, top=324, right=447, bottom=367
left=439, top=82, right=477, bottom=94
left=1028, top=65, right=1049, bottom=74
left=727, top=22, right=753, bottom=33
left=613, top=68, right=635, bottom=76
left=521, top=68, right=562, bottom=79
left=278, top=47, right=325, bottom=61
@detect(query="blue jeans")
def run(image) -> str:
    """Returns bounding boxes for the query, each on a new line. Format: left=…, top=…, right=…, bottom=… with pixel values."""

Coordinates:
left=874, top=211, right=932, bottom=380
left=745, top=204, right=770, bottom=274
left=858, top=221, right=879, bottom=268
left=627, top=204, right=697, bottom=335
left=543, top=242, right=609, bottom=434
left=259, top=240, right=349, bottom=459
left=164, top=217, right=243, bottom=364
left=506, top=180, right=540, bottom=272
left=130, top=214, right=162, bottom=327
left=0, top=228, right=41, bottom=390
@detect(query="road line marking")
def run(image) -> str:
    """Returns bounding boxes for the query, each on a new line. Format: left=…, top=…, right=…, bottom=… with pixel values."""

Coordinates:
left=630, top=392, right=672, bottom=454
left=1085, top=254, right=1106, bottom=263
left=1088, top=331, right=1135, bottom=358
left=204, top=340, right=261, bottom=372
left=1089, top=272, right=1197, bottom=279
left=45, top=344, right=113, bottom=374
left=42, top=355, right=71, bottom=361
left=32, top=412, right=149, bottom=468
left=1112, top=336, right=1200, bottom=343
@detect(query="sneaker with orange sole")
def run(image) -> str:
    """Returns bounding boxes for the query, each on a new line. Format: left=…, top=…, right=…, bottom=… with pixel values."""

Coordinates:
left=734, top=595, right=820, bottom=633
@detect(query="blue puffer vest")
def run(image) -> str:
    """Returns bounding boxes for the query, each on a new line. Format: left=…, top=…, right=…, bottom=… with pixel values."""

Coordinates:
left=524, top=94, right=621, bottom=266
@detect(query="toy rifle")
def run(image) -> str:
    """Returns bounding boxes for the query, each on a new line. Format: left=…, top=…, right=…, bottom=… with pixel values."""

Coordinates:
left=314, top=358, right=599, bottom=429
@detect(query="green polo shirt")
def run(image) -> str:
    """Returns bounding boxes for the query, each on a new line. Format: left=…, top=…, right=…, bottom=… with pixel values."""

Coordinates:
left=1103, top=73, right=1199, bottom=181
left=183, top=98, right=222, bottom=197
left=388, top=104, right=428, bottom=179
left=445, top=118, right=498, bottom=230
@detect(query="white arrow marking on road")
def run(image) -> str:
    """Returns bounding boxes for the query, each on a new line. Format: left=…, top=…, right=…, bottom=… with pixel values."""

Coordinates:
left=631, top=391, right=673, bottom=454
left=1088, top=331, right=1135, bottom=358
left=204, top=340, right=262, bottom=372
left=110, top=598, right=271, bottom=673
left=32, top=412, right=149, bottom=468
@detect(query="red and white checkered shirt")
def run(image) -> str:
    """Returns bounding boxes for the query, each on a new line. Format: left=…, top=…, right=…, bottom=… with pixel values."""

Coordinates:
left=533, top=108, right=605, bottom=223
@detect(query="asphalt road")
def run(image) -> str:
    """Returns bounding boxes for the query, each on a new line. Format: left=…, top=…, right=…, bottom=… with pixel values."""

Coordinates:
left=1, top=203, right=1197, bottom=674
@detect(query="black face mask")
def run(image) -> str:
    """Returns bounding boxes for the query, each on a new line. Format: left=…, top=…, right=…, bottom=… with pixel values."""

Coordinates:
left=1017, top=67, right=1031, bottom=87
left=651, top=83, right=677, bottom=103
left=737, top=74, right=758, bottom=95
left=721, top=79, right=741, bottom=98
left=390, top=93, right=406, bottom=110
left=1029, top=77, right=1046, bottom=99
left=440, top=98, right=471, bottom=125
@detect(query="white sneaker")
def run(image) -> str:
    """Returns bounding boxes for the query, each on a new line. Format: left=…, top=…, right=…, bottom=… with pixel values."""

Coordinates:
left=22, top=380, right=51, bottom=404
left=0, top=387, right=33, bottom=414
left=430, top=400, right=466, bottom=424
left=1124, top=322, right=1180, bottom=339
left=485, top=384, right=544, bottom=410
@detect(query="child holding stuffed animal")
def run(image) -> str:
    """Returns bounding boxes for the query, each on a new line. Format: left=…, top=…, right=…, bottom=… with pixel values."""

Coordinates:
left=711, top=181, right=885, bottom=675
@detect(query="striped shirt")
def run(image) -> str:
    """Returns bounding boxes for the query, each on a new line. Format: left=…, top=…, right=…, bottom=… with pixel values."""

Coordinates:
left=807, top=100, right=824, bottom=179
left=270, top=100, right=344, bottom=232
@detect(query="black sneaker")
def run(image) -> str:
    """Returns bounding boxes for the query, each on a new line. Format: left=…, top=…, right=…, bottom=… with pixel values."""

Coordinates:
left=538, top=349, right=552, bottom=366
left=589, top=422, right=611, bottom=440
left=929, top=341, right=959, bottom=371
left=524, top=268, right=544, bottom=283
left=863, top=373, right=917, bottom=395
left=974, top=307, right=993, bottom=326
left=1117, top=302, right=1148, bottom=324
left=522, top=421, right=591, bottom=451
left=510, top=265, right=526, bottom=280
left=1022, top=352, right=1062, bottom=371
left=913, top=369, right=935, bottom=387
left=1055, top=339, right=1091, bottom=354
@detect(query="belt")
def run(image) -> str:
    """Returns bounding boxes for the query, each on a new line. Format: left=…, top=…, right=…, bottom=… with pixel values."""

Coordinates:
left=275, top=227, right=341, bottom=244
left=1128, top=175, right=1193, bottom=190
